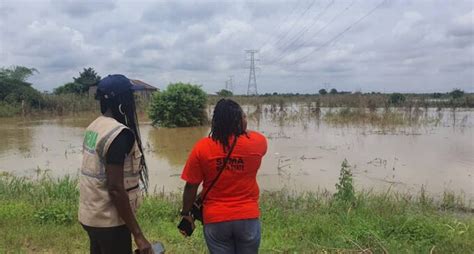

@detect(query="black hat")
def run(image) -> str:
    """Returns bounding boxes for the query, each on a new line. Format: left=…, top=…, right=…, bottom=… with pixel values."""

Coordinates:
left=96, top=74, right=139, bottom=100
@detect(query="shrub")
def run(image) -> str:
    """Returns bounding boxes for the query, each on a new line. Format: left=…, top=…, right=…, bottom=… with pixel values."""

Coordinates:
left=334, top=159, right=355, bottom=204
left=319, top=89, right=327, bottom=95
left=148, top=82, right=207, bottom=127
left=329, top=88, right=338, bottom=95
left=0, top=102, right=20, bottom=117
left=216, top=89, right=233, bottom=97
left=389, top=93, right=406, bottom=106
left=53, top=82, right=83, bottom=95
left=33, top=205, right=74, bottom=224
left=449, top=89, right=464, bottom=99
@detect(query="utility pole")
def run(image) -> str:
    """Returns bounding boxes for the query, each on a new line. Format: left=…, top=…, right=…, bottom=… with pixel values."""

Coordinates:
left=246, top=49, right=259, bottom=95
left=224, top=75, right=234, bottom=93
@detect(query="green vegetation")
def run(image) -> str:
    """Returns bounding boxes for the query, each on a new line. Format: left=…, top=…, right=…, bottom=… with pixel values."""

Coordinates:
left=1, top=166, right=473, bottom=253
left=323, top=108, right=407, bottom=126
left=54, top=67, right=101, bottom=95
left=333, top=159, right=355, bottom=204
left=0, top=66, right=102, bottom=117
left=216, top=89, right=233, bottom=97
left=0, top=66, right=42, bottom=108
left=207, top=92, right=474, bottom=109
left=389, top=93, right=406, bottom=106
left=1, top=65, right=473, bottom=118
left=450, top=89, right=465, bottom=99
left=148, top=82, right=207, bottom=127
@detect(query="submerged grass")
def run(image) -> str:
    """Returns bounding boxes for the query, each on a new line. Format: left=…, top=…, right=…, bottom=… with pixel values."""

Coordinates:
left=323, top=107, right=420, bottom=126
left=0, top=175, right=473, bottom=253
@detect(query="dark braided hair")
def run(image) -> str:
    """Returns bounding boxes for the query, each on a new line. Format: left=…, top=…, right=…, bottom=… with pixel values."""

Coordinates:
left=209, top=99, right=246, bottom=152
left=97, top=89, right=149, bottom=192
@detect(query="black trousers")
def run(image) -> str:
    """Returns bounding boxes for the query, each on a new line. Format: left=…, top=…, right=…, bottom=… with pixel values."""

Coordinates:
left=81, top=224, right=132, bottom=254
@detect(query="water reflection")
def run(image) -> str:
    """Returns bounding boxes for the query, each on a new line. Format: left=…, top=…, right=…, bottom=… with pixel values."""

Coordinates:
left=147, top=126, right=209, bottom=166
left=0, top=107, right=472, bottom=200
left=0, top=119, right=34, bottom=156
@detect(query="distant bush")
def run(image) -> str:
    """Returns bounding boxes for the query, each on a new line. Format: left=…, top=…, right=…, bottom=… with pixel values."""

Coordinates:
left=319, top=89, right=327, bottom=95
left=148, top=82, right=207, bottom=127
left=53, top=82, right=83, bottom=95
left=329, top=88, right=338, bottom=95
left=389, top=93, right=406, bottom=106
left=450, top=89, right=464, bottom=99
left=216, top=89, right=233, bottom=97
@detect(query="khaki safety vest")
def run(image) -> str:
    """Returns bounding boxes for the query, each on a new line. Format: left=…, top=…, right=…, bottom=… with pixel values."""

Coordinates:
left=78, top=116, right=142, bottom=227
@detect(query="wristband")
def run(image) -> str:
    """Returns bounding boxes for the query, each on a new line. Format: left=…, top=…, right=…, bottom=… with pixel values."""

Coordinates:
left=180, top=210, right=191, bottom=216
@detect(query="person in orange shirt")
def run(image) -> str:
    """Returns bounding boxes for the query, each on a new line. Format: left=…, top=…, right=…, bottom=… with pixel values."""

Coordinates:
left=179, top=99, right=267, bottom=254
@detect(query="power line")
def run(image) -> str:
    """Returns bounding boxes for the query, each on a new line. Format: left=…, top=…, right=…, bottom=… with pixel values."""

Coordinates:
left=266, top=0, right=336, bottom=65
left=290, top=0, right=387, bottom=65
left=264, top=0, right=318, bottom=52
left=257, top=0, right=303, bottom=51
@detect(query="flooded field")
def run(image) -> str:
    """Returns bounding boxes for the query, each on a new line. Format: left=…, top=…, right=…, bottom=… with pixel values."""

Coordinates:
left=1, top=105, right=473, bottom=201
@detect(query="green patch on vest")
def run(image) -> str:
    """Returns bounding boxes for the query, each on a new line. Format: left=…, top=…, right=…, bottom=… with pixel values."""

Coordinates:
left=84, top=130, right=98, bottom=150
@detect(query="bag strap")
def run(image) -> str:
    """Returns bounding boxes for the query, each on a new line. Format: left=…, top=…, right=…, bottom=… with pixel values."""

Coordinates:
left=200, top=136, right=238, bottom=202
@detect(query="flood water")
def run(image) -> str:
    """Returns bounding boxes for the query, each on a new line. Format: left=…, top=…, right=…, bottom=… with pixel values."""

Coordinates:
left=1, top=106, right=473, bottom=201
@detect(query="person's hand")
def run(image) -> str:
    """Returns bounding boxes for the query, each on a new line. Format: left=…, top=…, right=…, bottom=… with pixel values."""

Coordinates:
left=134, top=234, right=154, bottom=254
left=179, top=215, right=195, bottom=237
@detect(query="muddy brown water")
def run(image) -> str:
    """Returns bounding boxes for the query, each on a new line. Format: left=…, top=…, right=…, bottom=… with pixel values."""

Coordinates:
left=0, top=107, right=473, bottom=201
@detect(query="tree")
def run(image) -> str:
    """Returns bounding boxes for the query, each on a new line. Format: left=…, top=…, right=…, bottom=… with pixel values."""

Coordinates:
left=73, top=67, right=101, bottom=93
left=449, top=89, right=464, bottom=99
left=216, top=89, right=233, bottom=97
left=0, top=66, right=38, bottom=82
left=319, top=89, right=327, bottom=95
left=330, top=88, right=338, bottom=95
left=148, top=82, right=207, bottom=127
left=54, top=82, right=83, bottom=95
left=389, top=93, right=406, bottom=106
left=54, top=67, right=101, bottom=95
left=0, top=66, right=42, bottom=106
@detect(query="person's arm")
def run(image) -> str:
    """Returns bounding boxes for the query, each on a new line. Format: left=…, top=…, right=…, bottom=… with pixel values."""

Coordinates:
left=179, top=142, right=204, bottom=235
left=181, top=182, right=199, bottom=214
left=179, top=182, right=199, bottom=235
left=105, top=130, right=153, bottom=254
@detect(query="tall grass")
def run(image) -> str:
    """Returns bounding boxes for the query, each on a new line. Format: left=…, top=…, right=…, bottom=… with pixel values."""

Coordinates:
left=209, top=93, right=474, bottom=109
left=2, top=93, right=473, bottom=118
left=1, top=167, right=473, bottom=253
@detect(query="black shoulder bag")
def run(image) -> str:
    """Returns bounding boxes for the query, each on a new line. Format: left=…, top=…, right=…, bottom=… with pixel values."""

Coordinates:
left=191, top=136, right=238, bottom=223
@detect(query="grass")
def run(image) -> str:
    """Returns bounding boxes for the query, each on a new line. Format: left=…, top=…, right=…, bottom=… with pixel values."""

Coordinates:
left=208, top=93, right=474, bottom=109
left=2, top=93, right=473, bottom=118
left=0, top=102, right=20, bottom=117
left=322, top=107, right=437, bottom=127
left=0, top=172, right=473, bottom=253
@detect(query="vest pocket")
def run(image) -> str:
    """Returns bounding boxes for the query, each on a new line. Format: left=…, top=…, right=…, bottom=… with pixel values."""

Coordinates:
left=128, top=187, right=142, bottom=214
left=131, top=145, right=143, bottom=174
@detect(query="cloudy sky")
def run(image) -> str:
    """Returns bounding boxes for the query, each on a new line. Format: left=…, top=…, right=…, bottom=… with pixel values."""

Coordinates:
left=1, top=0, right=473, bottom=94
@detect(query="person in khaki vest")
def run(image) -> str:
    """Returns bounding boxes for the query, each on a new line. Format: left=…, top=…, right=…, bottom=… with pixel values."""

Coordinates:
left=79, top=74, right=154, bottom=254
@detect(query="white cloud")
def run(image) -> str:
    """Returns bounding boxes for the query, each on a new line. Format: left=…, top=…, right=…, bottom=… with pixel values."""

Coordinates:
left=0, top=0, right=473, bottom=93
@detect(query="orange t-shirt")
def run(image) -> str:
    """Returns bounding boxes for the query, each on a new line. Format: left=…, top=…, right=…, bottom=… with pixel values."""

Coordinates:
left=181, top=131, right=267, bottom=224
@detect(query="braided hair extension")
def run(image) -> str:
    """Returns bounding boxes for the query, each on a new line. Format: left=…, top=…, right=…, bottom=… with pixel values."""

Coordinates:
left=97, top=90, right=149, bottom=192
left=209, top=99, right=246, bottom=152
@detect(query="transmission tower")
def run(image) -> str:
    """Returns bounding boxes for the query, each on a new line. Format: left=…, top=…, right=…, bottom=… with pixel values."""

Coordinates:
left=246, top=49, right=259, bottom=95
left=226, top=75, right=234, bottom=92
